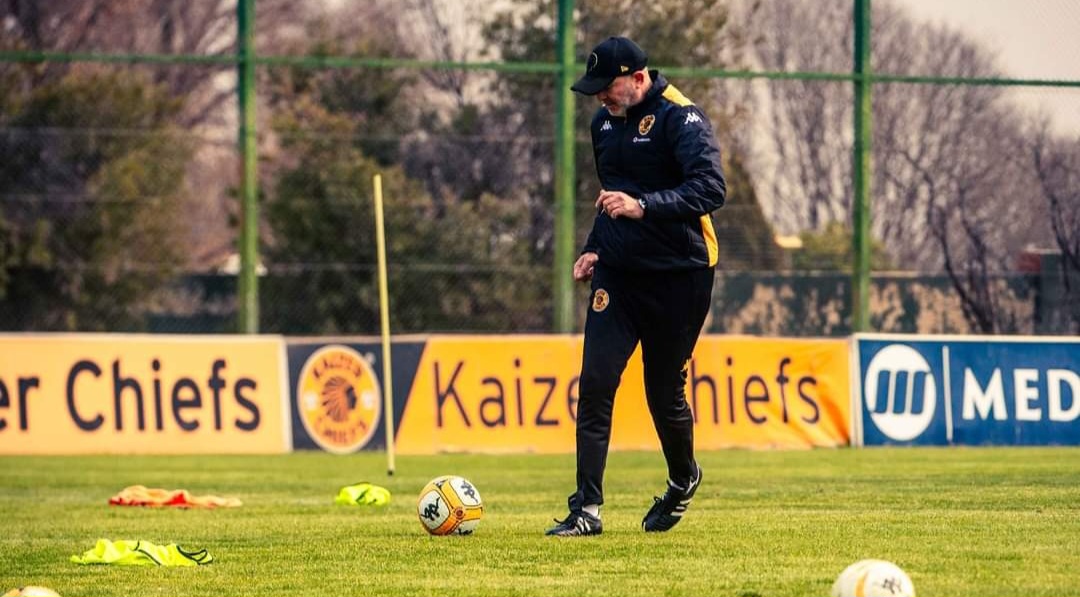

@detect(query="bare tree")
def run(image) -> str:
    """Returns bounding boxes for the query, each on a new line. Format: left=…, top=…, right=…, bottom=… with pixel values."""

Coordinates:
left=869, top=4, right=1046, bottom=268
left=736, top=0, right=1045, bottom=269
left=732, top=0, right=852, bottom=233
left=395, top=0, right=494, bottom=108
left=0, top=0, right=305, bottom=280
left=1030, top=121, right=1080, bottom=332
left=729, top=0, right=1074, bottom=333
left=923, top=104, right=1034, bottom=333
left=1, top=0, right=301, bottom=127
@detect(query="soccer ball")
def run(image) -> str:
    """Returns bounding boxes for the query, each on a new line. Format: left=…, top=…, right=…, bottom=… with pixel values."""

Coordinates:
left=3, top=588, right=60, bottom=597
left=416, top=475, right=483, bottom=535
left=831, top=559, right=915, bottom=597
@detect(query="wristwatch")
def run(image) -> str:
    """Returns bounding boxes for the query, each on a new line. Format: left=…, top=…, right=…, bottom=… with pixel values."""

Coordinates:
left=637, top=198, right=647, bottom=213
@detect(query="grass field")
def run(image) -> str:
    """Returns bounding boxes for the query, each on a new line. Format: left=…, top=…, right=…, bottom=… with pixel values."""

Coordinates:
left=2, top=448, right=1079, bottom=596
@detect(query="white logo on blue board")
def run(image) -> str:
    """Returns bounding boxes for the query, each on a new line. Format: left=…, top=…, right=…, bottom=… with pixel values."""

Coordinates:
left=864, top=344, right=937, bottom=441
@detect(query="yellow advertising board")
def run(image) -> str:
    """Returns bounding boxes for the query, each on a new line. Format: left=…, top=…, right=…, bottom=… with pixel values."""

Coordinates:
left=689, top=336, right=851, bottom=449
left=394, top=335, right=850, bottom=454
left=395, top=336, right=580, bottom=454
left=0, top=334, right=291, bottom=454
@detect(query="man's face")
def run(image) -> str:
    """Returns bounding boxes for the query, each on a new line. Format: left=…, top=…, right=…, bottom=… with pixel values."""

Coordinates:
left=595, top=74, right=637, bottom=117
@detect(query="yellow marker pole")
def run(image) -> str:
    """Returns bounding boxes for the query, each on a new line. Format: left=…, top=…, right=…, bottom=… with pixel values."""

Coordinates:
left=373, top=174, right=396, bottom=476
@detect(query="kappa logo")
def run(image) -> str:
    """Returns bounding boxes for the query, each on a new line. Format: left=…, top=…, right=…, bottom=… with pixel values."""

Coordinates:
left=421, top=495, right=443, bottom=521
left=600, top=120, right=613, bottom=132
left=864, top=344, right=937, bottom=441
left=684, top=111, right=702, bottom=125
left=297, top=345, right=382, bottom=454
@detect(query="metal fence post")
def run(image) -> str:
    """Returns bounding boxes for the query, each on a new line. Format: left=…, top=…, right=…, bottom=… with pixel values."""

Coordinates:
left=237, top=0, right=259, bottom=333
left=852, top=0, right=872, bottom=332
left=554, top=0, right=576, bottom=332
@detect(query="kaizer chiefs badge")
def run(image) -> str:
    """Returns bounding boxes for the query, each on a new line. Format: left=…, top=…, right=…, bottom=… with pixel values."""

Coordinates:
left=297, top=345, right=382, bottom=454
left=638, top=114, right=655, bottom=135
left=592, top=288, right=610, bottom=312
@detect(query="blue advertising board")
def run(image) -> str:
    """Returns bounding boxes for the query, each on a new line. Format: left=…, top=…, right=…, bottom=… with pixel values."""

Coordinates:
left=855, top=335, right=1080, bottom=446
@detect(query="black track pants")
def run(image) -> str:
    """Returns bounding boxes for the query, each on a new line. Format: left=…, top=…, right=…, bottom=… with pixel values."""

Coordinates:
left=573, top=263, right=714, bottom=508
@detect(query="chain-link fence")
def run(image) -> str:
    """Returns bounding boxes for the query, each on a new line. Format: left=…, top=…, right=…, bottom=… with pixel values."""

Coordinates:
left=1, top=0, right=1078, bottom=336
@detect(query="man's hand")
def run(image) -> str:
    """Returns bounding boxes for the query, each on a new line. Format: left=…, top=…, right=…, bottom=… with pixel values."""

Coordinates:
left=573, top=252, right=599, bottom=282
left=596, top=190, right=644, bottom=219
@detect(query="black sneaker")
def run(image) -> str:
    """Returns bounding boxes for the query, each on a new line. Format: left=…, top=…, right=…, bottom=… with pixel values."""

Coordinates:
left=642, top=465, right=702, bottom=532
left=545, top=509, right=603, bottom=537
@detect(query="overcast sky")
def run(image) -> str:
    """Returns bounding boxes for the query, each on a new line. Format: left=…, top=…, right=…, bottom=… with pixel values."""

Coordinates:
left=897, top=0, right=1080, bottom=134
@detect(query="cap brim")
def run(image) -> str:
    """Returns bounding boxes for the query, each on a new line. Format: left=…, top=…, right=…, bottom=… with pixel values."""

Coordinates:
left=570, top=75, right=613, bottom=96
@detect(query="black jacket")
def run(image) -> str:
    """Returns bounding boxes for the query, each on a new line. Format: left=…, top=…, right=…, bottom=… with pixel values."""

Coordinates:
left=582, top=71, right=726, bottom=271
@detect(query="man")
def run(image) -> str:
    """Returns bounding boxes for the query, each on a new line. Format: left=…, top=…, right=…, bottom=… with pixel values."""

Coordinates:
left=546, top=36, right=726, bottom=537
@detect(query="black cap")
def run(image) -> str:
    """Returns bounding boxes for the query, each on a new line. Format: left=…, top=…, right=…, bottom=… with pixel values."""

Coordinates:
left=571, top=36, right=648, bottom=95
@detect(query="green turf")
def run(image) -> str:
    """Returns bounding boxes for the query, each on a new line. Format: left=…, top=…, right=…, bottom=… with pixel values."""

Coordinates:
left=2, top=448, right=1079, bottom=596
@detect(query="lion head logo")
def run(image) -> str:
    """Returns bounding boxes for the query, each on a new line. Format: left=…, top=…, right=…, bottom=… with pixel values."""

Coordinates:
left=297, top=345, right=381, bottom=453
left=639, top=115, right=655, bottom=136
left=592, top=289, right=610, bottom=312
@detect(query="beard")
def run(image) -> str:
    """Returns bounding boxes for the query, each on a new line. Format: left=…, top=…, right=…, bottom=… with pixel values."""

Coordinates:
left=601, top=87, right=636, bottom=117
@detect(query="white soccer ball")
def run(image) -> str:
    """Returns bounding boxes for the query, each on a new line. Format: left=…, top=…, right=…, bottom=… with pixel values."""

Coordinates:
left=416, top=475, right=484, bottom=536
left=831, top=559, right=915, bottom=597
left=3, top=588, right=60, bottom=597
